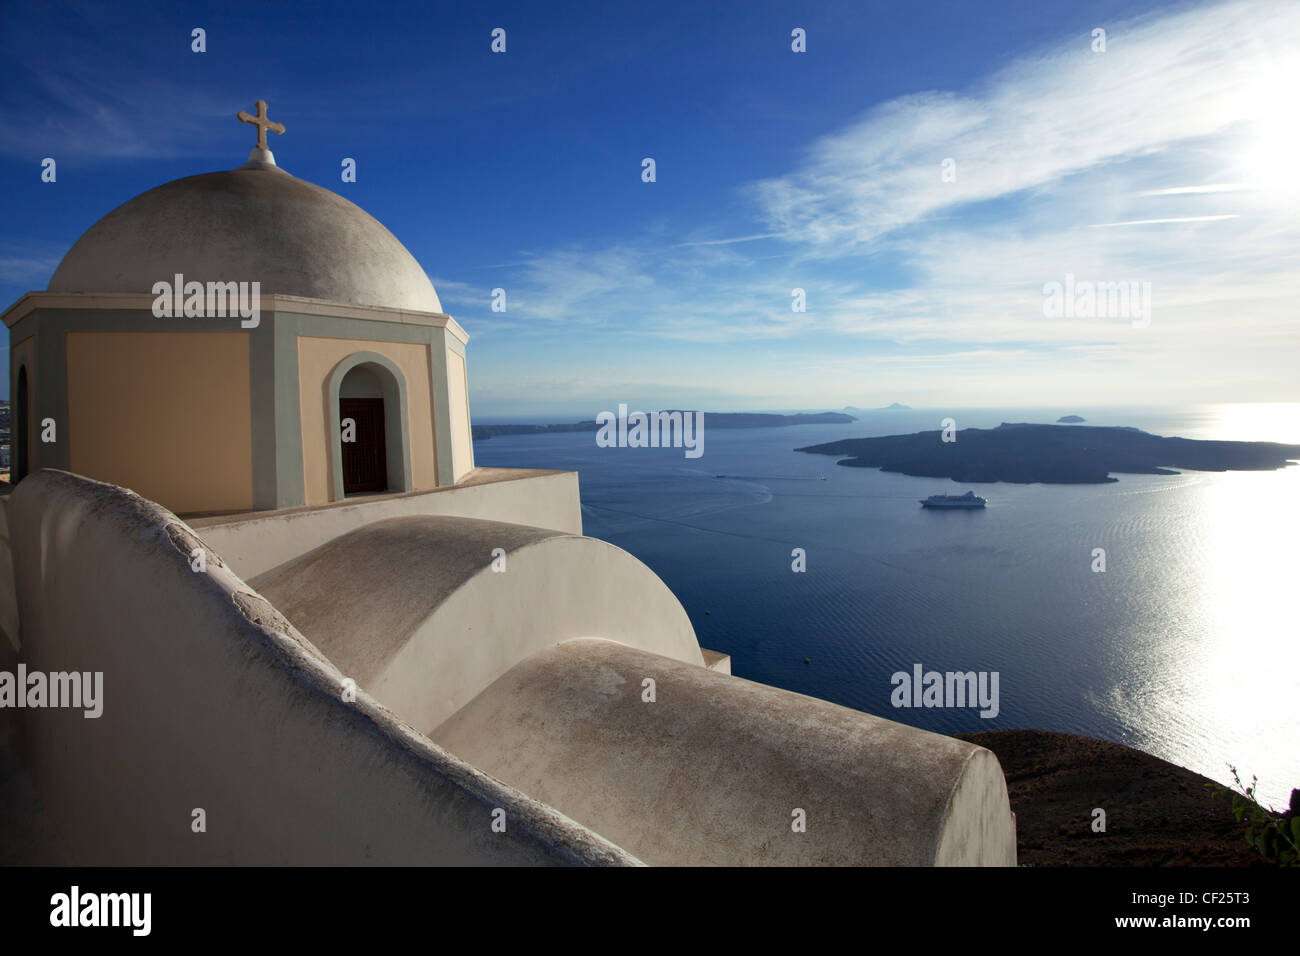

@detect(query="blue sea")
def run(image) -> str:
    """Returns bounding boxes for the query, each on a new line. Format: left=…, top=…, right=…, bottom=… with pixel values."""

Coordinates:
left=474, top=404, right=1300, bottom=807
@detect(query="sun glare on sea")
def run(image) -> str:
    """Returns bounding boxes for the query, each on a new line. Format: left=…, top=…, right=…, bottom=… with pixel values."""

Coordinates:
left=1190, top=467, right=1300, bottom=809
left=1206, top=402, right=1300, bottom=444
left=1100, top=405, right=1300, bottom=808
left=1120, top=404, right=1300, bottom=808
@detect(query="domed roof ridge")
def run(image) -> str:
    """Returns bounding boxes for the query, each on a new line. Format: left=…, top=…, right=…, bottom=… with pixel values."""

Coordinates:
left=47, top=159, right=442, bottom=314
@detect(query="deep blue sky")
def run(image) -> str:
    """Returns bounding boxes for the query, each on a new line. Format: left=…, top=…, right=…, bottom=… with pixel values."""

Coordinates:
left=3, top=0, right=1296, bottom=416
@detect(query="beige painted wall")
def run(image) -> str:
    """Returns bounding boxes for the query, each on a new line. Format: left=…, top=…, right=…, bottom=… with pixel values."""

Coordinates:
left=298, top=336, right=437, bottom=506
left=445, top=348, right=474, bottom=482
left=67, top=332, right=252, bottom=514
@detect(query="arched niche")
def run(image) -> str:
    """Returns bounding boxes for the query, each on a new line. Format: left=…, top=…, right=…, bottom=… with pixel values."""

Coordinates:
left=326, top=352, right=412, bottom=500
left=13, top=364, right=29, bottom=483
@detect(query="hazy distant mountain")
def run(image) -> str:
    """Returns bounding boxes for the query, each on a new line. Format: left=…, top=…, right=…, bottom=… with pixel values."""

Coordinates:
left=1057, top=415, right=1086, bottom=423
left=473, top=410, right=856, bottom=440
left=842, top=402, right=911, bottom=414
left=797, top=422, right=1300, bottom=484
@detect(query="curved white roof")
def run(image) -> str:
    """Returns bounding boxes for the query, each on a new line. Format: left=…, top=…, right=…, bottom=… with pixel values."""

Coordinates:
left=48, top=159, right=442, bottom=314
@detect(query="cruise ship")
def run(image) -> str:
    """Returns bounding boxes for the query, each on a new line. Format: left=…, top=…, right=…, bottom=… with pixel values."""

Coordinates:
left=920, top=490, right=987, bottom=509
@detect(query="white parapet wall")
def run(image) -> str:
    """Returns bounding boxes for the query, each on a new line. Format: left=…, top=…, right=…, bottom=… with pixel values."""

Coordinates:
left=432, top=638, right=1019, bottom=866
left=189, top=467, right=584, bottom=580
left=3, top=468, right=1018, bottom=866
left=4, top=470, right=639, bottom=865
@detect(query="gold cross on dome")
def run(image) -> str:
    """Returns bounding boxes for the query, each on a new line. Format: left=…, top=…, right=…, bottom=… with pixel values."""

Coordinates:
left=237, top=100, right=285, bottom=150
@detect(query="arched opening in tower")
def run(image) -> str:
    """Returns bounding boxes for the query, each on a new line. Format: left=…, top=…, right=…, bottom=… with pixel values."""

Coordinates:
left=339, top=364, right=388, bottom=495
left=14, top=364, right=29, bottom=483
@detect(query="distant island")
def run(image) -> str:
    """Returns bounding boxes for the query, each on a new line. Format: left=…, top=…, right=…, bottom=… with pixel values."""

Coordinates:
left=1057, top=415, right=1086, bottom=423
left=842, top=403, right=911, bottom=414
left=473, top=410, right=855, bottom=441
left=796, top=422, right=1300, bottom=484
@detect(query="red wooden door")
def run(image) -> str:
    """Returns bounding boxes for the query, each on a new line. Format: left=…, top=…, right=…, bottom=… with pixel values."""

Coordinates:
left=340, top=398, right=387, bottom=494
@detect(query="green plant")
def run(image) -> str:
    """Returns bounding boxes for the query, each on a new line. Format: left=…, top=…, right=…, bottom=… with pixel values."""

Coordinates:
left=1206, top=765, right=1300, bottom=866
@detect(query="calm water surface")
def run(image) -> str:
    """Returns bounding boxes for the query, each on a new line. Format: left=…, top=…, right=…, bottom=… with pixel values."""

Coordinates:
left=474, top=404, right=1300, bottom=806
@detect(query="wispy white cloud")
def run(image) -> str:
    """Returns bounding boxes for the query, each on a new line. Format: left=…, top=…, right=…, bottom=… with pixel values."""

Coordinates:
left=0, top=255, right=61, bottom=285
left=0, top=54, right=236, bottom=159
left=673, top=233, right=781, bottom=248
left=747, top=0, right=1299, bottom=252
left=1090, top=215, right=1240, bottom=226
left=1138, top=185, right=1250, bottom=196
left=466, top=0, right=1300, bottom=407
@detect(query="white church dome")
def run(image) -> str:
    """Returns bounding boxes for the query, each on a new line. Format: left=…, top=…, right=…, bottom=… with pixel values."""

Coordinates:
left=48, top=160, right=443, bottom=314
